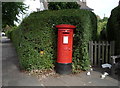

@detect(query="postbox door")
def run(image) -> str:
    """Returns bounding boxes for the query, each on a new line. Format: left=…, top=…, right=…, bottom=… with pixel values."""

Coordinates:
left=57, top=30, right=73, bottom=63
left=62, top=31, right=72, bottom=63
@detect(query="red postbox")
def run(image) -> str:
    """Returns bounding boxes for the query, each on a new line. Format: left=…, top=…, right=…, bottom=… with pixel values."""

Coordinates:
left=55, top=24, right=76, bottom=74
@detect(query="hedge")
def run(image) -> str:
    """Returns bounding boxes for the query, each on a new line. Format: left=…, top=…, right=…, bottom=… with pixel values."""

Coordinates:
left=107, top=6, right=120, bottom=55
left=48, top=2, right=80, bottom=10
left=5, top=26, right=17, bottom=39
left=10, top=9, right=97, bottom=71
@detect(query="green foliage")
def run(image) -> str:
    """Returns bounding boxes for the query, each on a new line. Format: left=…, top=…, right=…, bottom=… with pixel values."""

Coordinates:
left=5, top=26, right=17, bottom=39
left=48, top=2, right=80, bottom=10
left=2, top=2, right=28, bottom=28
left=97, top=17, right=108, bottom=40
left=10, top=9, right=97, bottom=71
left=107, top=6, right=120, bottom=54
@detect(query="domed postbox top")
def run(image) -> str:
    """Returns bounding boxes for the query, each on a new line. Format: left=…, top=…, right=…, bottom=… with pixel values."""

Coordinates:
left=56, top=24, right=76, bottom=29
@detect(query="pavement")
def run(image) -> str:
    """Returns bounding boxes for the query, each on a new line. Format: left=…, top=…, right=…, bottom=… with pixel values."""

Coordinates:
left=0, top=36, right=120, bottom=87
left=1, top=36, right=42, bottom=87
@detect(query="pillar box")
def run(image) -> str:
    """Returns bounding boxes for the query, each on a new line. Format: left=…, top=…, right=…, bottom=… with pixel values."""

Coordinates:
left=55, top=24, right=76, bottom=74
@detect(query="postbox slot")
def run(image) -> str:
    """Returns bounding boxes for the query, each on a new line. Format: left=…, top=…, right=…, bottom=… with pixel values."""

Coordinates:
left=63, top=32, right=69, bottom=34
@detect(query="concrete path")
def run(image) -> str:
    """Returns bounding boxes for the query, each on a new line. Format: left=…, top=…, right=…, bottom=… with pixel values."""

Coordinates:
left=40, top=70, right=119, bottom=86
left=1, top=36, right=42, bottom=86
left=0, top=36, right=120, bottom=87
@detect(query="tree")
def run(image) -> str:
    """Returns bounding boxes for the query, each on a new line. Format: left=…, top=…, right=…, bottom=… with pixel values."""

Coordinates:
left=2, top=2, right=28, bottom=28
left=97, top=17, right=108, bottom=40
left=48, top=2, right=80, bottom=10
left=107, top=6, right=120, bottom=55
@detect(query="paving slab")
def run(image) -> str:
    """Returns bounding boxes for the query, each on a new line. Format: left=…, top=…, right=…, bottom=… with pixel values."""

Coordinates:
left=40, top=71, right=119, bottom=86
left=1, top=37, right=42, bottom=86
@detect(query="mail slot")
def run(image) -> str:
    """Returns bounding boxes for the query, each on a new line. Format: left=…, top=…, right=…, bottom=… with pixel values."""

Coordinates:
left=63, top=32, right=69, bottom=34
left=55, top=24, right=76, bottom=74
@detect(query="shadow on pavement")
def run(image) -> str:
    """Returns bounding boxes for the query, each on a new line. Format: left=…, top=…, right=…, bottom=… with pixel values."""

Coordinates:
left=92, top=66, right=120, bottom=83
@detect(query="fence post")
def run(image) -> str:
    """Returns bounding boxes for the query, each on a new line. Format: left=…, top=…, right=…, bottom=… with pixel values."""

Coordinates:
left=94, top=41, right=97, bottom=66
left=98, top=41, right=101, bottom=66
left=102, top=41, right=105, bottom=64
left=89, top=41, right=93, bottom=65
left=106, top=41, right=109, bottom=63
left=110, top=41, right=114, bottom=64
left=111, top=41, right=115, bottom=56
left=110, top=41, right=115, bottom=76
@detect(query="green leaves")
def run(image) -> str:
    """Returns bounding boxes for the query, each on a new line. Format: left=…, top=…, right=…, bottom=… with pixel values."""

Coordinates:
left=2, top=2, right=28, bottom=28
left=10, top=9, right=97, bottom=72
left=107, top=6, right=120, bottom=55
left=48, top=2, right=80, bottom=10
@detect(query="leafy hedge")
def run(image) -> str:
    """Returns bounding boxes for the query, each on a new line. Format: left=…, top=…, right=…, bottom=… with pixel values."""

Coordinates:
left=107, top=6, right=120, bottom=55
left=5, top=26, right=17, bottom=39
left=10, top=9, right=97, bottom=71
left=48, top=2, right=80, bottom=10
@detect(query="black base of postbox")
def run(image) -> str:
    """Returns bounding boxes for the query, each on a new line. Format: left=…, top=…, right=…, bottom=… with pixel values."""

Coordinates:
left=55, top=63, right=72, bottom=74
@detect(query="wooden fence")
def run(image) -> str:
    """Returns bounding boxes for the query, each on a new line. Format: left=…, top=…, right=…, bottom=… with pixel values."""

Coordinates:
left=89, top=41, right=115, bottom=66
